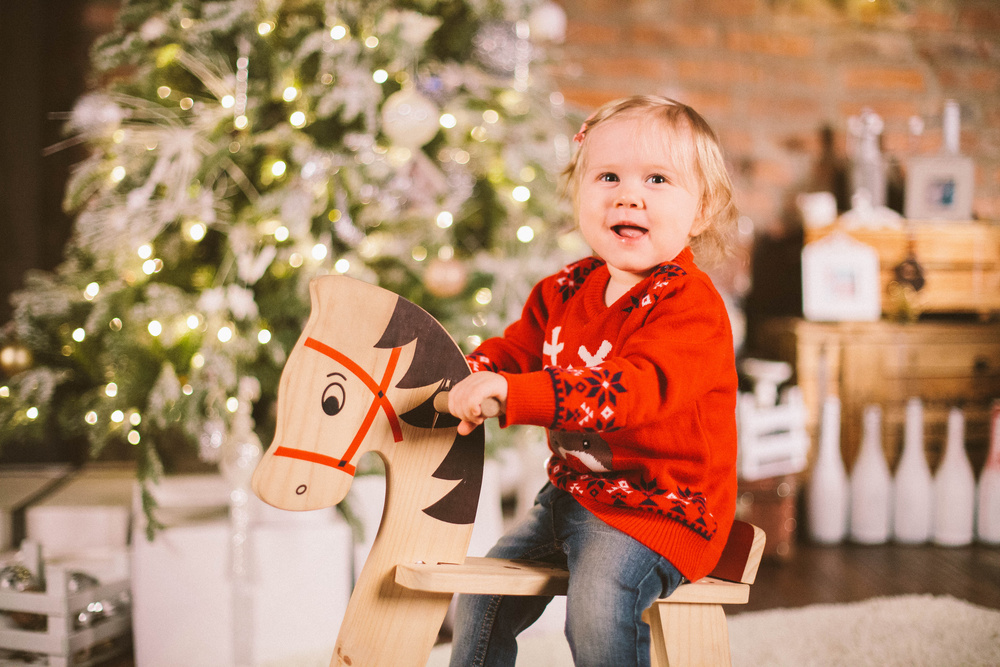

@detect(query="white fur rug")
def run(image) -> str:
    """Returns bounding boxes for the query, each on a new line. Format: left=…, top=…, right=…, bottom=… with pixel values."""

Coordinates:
left=426, top=594, right=1000, bottom=667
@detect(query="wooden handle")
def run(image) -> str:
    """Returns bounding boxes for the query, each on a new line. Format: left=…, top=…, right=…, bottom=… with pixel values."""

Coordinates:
left=433, top=392, right=502, bottom=419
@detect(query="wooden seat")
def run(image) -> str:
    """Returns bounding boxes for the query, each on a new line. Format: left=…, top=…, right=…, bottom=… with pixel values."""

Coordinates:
left=397, top=519, right=765, bottom=666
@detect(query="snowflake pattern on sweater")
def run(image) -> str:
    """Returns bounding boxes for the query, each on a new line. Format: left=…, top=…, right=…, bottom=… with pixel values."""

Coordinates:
left=549, top=366, right=626, bottom=432
left=549, top=458, right=718, bottom=540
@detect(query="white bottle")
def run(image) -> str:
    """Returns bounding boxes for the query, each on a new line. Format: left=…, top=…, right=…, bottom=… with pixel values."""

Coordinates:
left=849, top=404, right=892, bottom=544
left=808, top=396, right=849, bottom=544
left=892, top=398, right=933, bottom=543
left=932, top=407, right=976, bottom=546
left=975, top=402, right=1000, bottom=545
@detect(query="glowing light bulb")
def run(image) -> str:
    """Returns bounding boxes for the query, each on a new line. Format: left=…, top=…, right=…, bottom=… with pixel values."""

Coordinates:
left=475, top=288, right=493, bottom=305
left=26, top=407, right=38, bottom=420
left=257, top=21, right=274, bottom=35
left=517, top=225, right=535, bottom=242
left=72, top=328, right=86, bottom=342
left=257, top=329, right=271, bottom=344
left=85, top=411, right=98, bottom=425
left=138, top=245, right=153, bottom=259
left=143, top=259, right=157, bottom=275
left=191, top=353, right=205, bottom=369
left=217, top=326, right=233, bottom=343
left=439, top=113, right=457, bottom=129
left=235, top=115, right=249, bottom=130
left=271, top=160, right=287, bottom=177
left=130, top=412, right=141, bottom=425
left=512, top=186, right=531, bottom=202
left=84, top=282, right=100, bottom=300
left=330, top=25, right=347, bottom=40
left=436, top=211, right=454, bottom=228
left=221, top=95, right=235, bottom=108
left=148, top=320, right=162, bottom=336
left=334, top=259, right=350, bottom=274
left=273, top=226, right=289, bottom=242
left=365, top=36, right=379, bottom=48
left=483, top=109, right=500, bottom=124
left=312, top=243, right=328, bottom=261
left=179, top=97, right=194, bottom=110
left=227, top=397, right=240, bottom=413
left=110, top=166, right=126, bottom=183
left=182, top=384, right=193, bottom=395
left=289, top=111, right=306, bottom=127
left=128, top=430, right=141, bottom=444
left=188, top=221, right=207, bottom=241
left=412, top=246, right=427, bottom=261
left=157, top=86, right=171, bottom=99
left=106, top=383, right=118, bottom=397
left=111, top=410, right=125, bottom=423
left=289, top=253, right=303, bottom=268
left=282, top=86, right=299, bottom=102
left=0, top=386, right=9, bottom=398
left=373, top=69, right=388, bottom=84
left=187, top=315, right=200, bottom=329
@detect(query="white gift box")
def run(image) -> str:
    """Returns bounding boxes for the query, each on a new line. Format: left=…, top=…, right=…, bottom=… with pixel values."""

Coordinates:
left=25, top=464, right=135, bottom=558
left=131, top=474, right=352, bottom=667
left=0, top=465, right=72, bottom=552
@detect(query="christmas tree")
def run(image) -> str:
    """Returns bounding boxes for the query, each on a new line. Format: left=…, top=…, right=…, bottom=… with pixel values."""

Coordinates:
left=0, top=0, right=579, bottom=513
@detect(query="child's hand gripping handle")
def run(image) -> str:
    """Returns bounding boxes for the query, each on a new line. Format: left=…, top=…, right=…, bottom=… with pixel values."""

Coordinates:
left=433, top=392, right=502, bottom=419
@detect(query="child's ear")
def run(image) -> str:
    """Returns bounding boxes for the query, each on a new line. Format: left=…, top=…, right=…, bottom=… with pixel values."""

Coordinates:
left=689, top=211, right=711, bottom=238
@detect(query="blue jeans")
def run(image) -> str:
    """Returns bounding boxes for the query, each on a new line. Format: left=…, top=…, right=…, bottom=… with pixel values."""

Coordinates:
left=449, top=484, right=684, bottom=667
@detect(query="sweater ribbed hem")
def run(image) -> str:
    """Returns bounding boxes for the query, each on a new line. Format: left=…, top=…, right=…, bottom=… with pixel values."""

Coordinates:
left=574, top=494, right=731, bottom=582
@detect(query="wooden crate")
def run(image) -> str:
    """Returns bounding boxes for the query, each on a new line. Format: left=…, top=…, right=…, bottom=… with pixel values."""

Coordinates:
left=736, top=475, right=799, bottom=560
left=804, top=220, right=1000, bottom=317
left=0, top=544, right=131, bottom=667
left=750, top=318, right=1000, bottom=474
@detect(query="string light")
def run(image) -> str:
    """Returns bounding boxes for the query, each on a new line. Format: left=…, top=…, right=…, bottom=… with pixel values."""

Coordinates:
left=512, top=186, right=531, bottom=202
left=138, top=244, right=153, bottom=259
left=111, top=410, right=125, bottom=423
left=128, top=430, right=141, bottom=445
left=148, top=321, right=163, bottom=336
left=226, top=397, right=240, bottom=413
left=289, top=253, right=303, bottom=268
left=110, top=166, right=126, bottom=183
left=186, top=221, right=207, bottom=241
left=105, top=382, right=118, bottom=397
left=282, top=86, right=298, bottom=102
left=84, top=282, right=100, bottom=300
left=130, top=412, right=141, bottom=426
left=72, top=328, right=86, bottom=342
left=257, top=21, right=274, bottom=36
left=372, top=69, right=388, bottom=84
left=271, top=160, right=287, bottom=177
left=109, top=318, right=122, bottom=331
left=334, top=259, right=350, bottom=274
left=191, top=353, right=205, bottom=369
left=273, top=226, right=290, bottom=242
left=187, top=315, right=201, bottom=330
left=217, top=326, right=233, bottom=343
left=85, top=411, right=98, bottom=425
left=312, top=243, right=328, bottom=261
left=439, top=113, right=457, bottom=128
left=179, top=97, right=194, bottom=110
left=436, top=211, right=453, bottom=228
left=157, top=86, right=171, bottom=99
left=330, top=25, right=347, bottom=40
left=26, top=407, right=38, bottom=420
left=364, top=36, right=379, bottom=48
left=412, top=246, right=427, bottom=261
left=475, top=288, right=493, bottom=305
left=182, top=384, right=194, bottom=395
left=483, top=110, right=500, bottom=124
left=289, top=111, right=306, bottom=127
left=517, top=225, right=535, bottom=242
left=0, top=386, right=9, bottom=398
left=221, top=95, right=235, bottom=108
left=257, top=329, right=271, bottom=344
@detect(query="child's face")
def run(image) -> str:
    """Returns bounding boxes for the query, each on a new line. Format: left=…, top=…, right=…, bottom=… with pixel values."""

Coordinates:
left=576, top=113, right=708, bottom=287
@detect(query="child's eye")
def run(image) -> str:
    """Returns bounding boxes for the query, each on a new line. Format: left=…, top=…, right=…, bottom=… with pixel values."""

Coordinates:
left=598, top=172, right=619, bottom=182
left=647, top=174, right=669, bottom=184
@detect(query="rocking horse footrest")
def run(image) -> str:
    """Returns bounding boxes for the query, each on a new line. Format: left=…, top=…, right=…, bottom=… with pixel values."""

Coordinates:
left=394, top=558, right=750, bottom=605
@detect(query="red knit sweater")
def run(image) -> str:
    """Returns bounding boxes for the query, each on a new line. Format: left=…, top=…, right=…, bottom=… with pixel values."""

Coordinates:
left=468, top=248, right=738, bottom=581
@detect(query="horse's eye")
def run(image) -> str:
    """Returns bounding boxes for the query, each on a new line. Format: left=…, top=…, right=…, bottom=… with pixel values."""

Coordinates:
left=322, top=381, right=346, bottom=416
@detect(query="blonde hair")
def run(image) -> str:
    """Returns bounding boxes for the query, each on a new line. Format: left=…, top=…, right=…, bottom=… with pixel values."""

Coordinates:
left=563, top=95, right=738, bottom=268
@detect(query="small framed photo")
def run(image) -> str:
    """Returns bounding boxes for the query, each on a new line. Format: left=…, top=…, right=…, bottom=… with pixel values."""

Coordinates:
left=802, top=233, right=882, bottom=321
left=904, top=155, right=974, bottom=221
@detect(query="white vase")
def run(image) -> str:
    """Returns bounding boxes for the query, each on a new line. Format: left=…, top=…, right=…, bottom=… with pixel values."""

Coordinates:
left=892, top=398, right=933, bottom=544
left=849, top=404, right=892, bottom=544
left=932, top=407, right=976, bottom=546
left=808, top=396, right=848, bottom=544
left=976, top=402, right=1000, bottom=545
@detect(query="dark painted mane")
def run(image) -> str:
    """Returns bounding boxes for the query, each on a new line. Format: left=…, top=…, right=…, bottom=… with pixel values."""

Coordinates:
left=374, top=296, right=484, bottom=525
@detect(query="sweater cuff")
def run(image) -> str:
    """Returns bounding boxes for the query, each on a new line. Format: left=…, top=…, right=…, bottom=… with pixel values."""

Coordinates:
left=500, top=371, right=556, bottom=428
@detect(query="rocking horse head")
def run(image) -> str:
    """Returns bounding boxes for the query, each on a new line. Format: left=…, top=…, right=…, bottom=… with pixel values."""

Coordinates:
left=252, top=275, right=483, bottom=524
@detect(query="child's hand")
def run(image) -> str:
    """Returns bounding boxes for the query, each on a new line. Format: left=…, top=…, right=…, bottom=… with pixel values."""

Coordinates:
left=448, top=372, right=508, bottom=436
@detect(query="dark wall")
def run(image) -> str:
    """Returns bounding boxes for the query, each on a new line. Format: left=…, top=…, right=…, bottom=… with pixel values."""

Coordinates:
left=0, top=0, right=98, bottom=324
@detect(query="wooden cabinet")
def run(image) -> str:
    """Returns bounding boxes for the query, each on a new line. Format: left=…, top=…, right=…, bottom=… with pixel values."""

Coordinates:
left=750, top=318, right=1000, bottom=474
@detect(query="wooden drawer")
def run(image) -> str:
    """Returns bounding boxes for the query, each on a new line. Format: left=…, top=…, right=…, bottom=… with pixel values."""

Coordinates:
left=805, top=221, right=1000, bottom=317
left=750, top=318, right=1000, bottom=473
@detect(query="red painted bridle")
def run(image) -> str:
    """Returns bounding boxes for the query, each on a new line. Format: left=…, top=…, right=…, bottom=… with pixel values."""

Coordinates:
left=272, top=336, right=404, bottom=475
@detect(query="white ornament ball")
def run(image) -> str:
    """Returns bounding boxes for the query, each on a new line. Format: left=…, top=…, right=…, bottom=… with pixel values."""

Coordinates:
left=529, top=2, right=567, bottom=43
left=381, top=88, right=441, bottom=149
left=425, top=258, right=468, bottom=299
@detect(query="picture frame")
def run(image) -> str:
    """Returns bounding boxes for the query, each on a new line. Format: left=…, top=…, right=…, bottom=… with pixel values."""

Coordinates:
left=802, top=232, right=882, bottom=322
left=904, top=155, right=974, bottom=221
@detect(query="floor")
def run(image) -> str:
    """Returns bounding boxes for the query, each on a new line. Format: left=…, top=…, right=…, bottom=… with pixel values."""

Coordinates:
left=97, top=540, right=999, bottom=666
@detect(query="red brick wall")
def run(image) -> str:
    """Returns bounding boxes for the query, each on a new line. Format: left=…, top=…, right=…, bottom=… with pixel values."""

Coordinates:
left=554, top=0, right=1000, bottom=232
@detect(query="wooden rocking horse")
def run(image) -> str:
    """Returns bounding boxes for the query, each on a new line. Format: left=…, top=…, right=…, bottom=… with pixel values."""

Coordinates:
left=252, top=275, right=765, bottom=667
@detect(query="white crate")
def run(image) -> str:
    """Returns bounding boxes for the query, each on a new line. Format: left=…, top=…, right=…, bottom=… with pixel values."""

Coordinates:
left=737, top=388, right=810, bottom=481
left=0, top=543, right=131, bottom=667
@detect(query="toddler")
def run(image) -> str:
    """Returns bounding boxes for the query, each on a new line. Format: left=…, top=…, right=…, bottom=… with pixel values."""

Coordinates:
left=446, top=95, right=740, bottom=667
